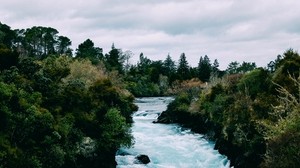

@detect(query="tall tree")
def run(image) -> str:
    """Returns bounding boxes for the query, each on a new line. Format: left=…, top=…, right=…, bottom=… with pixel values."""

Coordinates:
left=137, top=53, right=151, bottom=74
left=43, top=27, right=59, bottom=55
left=226, top=61, right=240, bottom=74
left=163, top=54, right=176, bottom=84
left=123, top=50, right=133, bottom=74
left=22, top=26, right=59, bottom=58
left=76, top=39, right=103, bottom=65
left=0, top=22, right=16, bottom=48
left=0, top=23, right=18, bottom=70
left=105, top=43, right=125, bottom=74
left=212, top=59, right=219, bottom=73
left=177, top=53, right=190, bottom=80
left=56, top=36, right=72, bottom=56
left=197, top=55, right=212, bottom=82
left=163, top=54, right=176, bottom=75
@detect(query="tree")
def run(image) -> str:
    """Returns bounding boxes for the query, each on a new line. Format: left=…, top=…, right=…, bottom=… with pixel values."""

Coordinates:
left=163, top=54, right=176, bottom=84
left=0, top=44, right=18, bottom=70
left=177, top=53, right=190, bottom=80
left=105, top=43, right=125, bottom=74
left=237, top=68, right=270, bottom=98
left=99, top=108, right=132, bottom=150
left=76, top=39, right=103, bottom=65
left=137, top=53, right=151, bottom=74
left=0, top=22, right=16, bottom=48
left=197, top=55, right=212, bottom=82
left=149, top=60, right=164, bottom=83
left=22, top=26, right=59, bottom=58
left=212, top=59, right=220, bottom=73
left=272, top=49, right=300, bottom=95
left=43, top=27, right=59, bottom=55
left=226, top=61, right=240, bottom=74
left=56, top=36, right=72, bottom=56
left=123, top=50, right=133, bottom=74
left=163, top=54, right=176, bottom=73
left=237, top=61, right=256, bottom=73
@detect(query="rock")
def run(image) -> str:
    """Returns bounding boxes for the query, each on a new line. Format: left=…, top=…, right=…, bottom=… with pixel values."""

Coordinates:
left=116, top=149, right=131, bottom=156
left=154, top=111, right=171, bottom=123
left=135, top=154, right=150, bottom=164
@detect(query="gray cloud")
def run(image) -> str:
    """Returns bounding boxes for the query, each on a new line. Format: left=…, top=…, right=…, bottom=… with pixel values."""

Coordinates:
left=1, top=0, right=300, bottom=69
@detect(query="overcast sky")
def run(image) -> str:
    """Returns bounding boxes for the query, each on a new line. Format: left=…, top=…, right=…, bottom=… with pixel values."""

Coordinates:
left=1, top=0, right=300, bottom=69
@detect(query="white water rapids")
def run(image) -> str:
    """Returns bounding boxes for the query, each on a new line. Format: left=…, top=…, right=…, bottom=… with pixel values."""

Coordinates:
left=116, top=97, right=230, bottom=168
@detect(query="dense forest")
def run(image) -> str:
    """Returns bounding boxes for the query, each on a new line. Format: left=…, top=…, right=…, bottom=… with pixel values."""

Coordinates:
left=1, top=22, right=299, bottom=167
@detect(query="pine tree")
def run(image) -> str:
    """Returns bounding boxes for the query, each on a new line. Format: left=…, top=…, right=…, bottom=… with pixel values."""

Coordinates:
left=177, top=53, right=190, bottom=80
left=105, top=43, right=125, bottom=74
left=198, top=55, right=212, bottom=82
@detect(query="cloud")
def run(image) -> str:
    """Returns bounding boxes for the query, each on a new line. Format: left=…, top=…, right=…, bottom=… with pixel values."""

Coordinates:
left=1, top=0, right=300, bottom=69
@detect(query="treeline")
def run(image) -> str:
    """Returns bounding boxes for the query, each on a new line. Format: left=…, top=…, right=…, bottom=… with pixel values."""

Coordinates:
left=156, top=49, right=300, bottom=167
left=0, top=23, right=138, bottom=167
left=0, top=22, right=260, bottom=98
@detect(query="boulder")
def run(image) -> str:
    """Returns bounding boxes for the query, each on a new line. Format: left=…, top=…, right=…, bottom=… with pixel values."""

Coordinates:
left=153, top=112, right=171, bottom=123
left=135, top=154, right=150, bottom=164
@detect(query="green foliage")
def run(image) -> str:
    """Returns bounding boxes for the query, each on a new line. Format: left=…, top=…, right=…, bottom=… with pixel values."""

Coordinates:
left=237, top=68, right=270, bottom=98
left=76, top=39, right=103, bottom=65
left=125, top=53, right=166, bottom=97
left=105, top=44, right=125, bottom=74
left=272, top=49, right=300, bottom=95
left=262, top=110, right=300, bottom=168
left=99, top=108, right=133, bottom=150
left=160, top=68, right=275, bottom=167
left=163, top=54, right=176, bottom=82
left=0, top=54, right=136, bottom=168
left=0, top=22, right=16, bottom=48
left=160, top=51, right=300, bottom=167
left=198, top=55, right=212, bottom=82
left=226, top=61, right=256, bottom=74
left=0, top=45, right=19, bottom=70
left=177, top=53, right=190, bottom=81
left=261, top=72, right=300, bottom=168
left=56, top=36, right=72, bottom=56
left=160, top=92, right=192, bottom=123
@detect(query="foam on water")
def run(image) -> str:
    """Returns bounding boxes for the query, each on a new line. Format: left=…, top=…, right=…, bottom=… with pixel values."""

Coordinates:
left=116, top=97, right=230, bottom=168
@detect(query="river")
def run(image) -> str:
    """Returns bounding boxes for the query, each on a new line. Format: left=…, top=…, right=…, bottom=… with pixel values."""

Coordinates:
left=115, top=97, right=230, bottom=168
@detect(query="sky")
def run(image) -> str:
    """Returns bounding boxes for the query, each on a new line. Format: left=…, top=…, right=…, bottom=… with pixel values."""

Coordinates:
left=1, top=0, right=300, bottom=69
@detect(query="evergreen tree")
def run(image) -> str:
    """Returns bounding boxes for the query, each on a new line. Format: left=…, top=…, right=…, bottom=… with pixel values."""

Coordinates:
left=76, top=39, right=103, bottom=65
left=226, top=61, right=240, bottom=74
left=163, top=54, right=176, bottom=74
left=212, top=59, right=219, bottom=73
left=163, top=54, right=176, bottom=84
left=105, top=43, right=125, bottom=74
left=177, top=53, right=190, bottom=80
left=197, top=55, right=212, bottom=82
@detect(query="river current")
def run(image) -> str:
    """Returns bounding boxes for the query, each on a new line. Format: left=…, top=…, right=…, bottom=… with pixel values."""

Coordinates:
left=115, top=97, right=230, bottom=168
